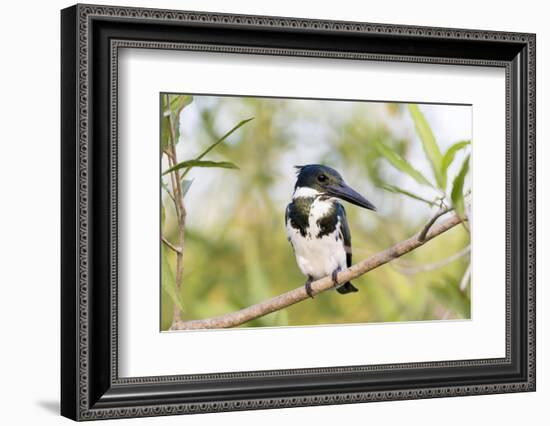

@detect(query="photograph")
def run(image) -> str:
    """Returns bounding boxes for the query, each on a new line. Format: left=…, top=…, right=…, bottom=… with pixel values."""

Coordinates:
left=58, top=3, right=535, bottom=420
left=160, top=94, right=472, bottom=331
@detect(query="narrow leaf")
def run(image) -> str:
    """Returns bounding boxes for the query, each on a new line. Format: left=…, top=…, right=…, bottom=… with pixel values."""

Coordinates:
left=163, top=160, right=239, bottom=175
left=161, top=95, right=192, bottom=148
left=197, top=117, right=254, bottom=162
left=381, top=184, right=437, bottom=206
left=451, top=154, right=471, bottom=215
left=169, top=109, right=181, bottom=145
left=161, top=114, right=171, bottom=149
left=408, top=104, right=444, bottom=188
left=177, top=117, right=253, bottom=179
left=169, top=95, right=193, bottom=115
left=441, top=140, right=471, bottom=190
left=374, top=140, right=433, bottom=187
left=181, top=179, right=193, bottom=197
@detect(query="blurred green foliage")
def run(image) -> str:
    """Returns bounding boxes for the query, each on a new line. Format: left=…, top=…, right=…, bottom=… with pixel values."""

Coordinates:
left=160, top=95, right=472, bottom=330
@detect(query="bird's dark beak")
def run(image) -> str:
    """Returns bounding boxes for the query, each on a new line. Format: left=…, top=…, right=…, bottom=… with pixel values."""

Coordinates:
left=327, top=182, right=376, bottom=211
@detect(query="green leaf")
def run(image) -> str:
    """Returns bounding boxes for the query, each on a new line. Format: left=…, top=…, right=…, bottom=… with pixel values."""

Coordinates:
left=169, top=95, right=193, bottom=115
left=162, top=95, right=192, bottom=147
left=181, top=179, right=193, bottom=197
left=381, top=184, right=437, bottom=206
left=179, top=117, right=254, bottom=179
left=374, top=140, right=433, bottom=187
left=163, top=160, right=239, bottom=176
left=451, top=154, right=471, bottom=216
left=170, top=110, right=181, bottom=145
left=161, top=201, right=166, bottom=229
left=161, top=246, right=185, bottom=312
left=198, top=117, right=254, bottom=160
left=441, top=140, right=471, bottom=190
left=408, top=104, right=444, bottom=188
left=161, top=176, right=193, bottom=200
left=161, top=114, right=171, bottom=150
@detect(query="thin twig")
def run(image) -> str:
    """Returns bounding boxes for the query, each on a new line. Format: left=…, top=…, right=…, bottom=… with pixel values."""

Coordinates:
left=170, top=212, right=464, bottom=330
left=162, top=237, right=182, bottom=254
left=418, top=206, right=453, bottom=242
left=392, top=245, right=470, bottom=275
left=163, top=148, right=175, bottom=161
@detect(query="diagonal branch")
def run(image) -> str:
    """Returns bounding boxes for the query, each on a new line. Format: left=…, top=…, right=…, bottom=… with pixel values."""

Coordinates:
left=170, top=212, right=465, bottom=331
left=392, top=245, right=470, bottom=275
left=162, top=236, right=182, bottom=254
left=418, top=206, right=452, bottom=241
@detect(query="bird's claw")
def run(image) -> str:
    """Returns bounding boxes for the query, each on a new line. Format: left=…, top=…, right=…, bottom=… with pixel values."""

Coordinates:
left=304, top=277, right=314, bottom=298
left=331, top=267, right=342, bottom=287
left=304, top=269, right=341, bottom=297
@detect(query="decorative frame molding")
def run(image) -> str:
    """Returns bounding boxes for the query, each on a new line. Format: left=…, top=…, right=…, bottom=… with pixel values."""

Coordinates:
left=61, top=3, right=535, bottom=420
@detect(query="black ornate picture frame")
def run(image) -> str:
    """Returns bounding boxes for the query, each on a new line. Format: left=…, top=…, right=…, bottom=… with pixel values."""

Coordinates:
left=61, top=3, right=536, bottom=421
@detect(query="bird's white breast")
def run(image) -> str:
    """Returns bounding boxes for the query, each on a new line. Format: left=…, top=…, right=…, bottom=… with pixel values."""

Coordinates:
left=286, top=198, right=347, bottom=279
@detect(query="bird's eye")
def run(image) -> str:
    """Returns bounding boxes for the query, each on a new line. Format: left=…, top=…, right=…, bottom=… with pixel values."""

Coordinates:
left=317, top=174, right=327, bottom=183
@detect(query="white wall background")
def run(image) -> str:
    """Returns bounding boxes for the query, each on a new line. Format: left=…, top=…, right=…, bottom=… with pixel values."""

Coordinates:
left=0, top=0, right=545, bottom=424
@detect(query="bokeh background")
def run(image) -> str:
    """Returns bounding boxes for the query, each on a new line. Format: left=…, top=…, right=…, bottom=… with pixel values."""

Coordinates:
left=160, top=95, right=472, bottom=330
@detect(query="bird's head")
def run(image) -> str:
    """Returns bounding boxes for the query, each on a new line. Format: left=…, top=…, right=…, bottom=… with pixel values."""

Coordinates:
left=293, top=164, right=376, bottom=211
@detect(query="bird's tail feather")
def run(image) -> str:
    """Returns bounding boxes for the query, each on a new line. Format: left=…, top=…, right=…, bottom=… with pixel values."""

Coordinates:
left=336, top=282, right=359, bottom=294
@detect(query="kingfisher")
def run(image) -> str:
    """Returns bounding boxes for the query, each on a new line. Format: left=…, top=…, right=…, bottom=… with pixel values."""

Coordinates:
left=285, top=165, right=376, bottom=298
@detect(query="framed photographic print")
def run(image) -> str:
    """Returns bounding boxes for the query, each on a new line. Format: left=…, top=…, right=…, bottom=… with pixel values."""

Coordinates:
left=61, top=3, right=536, bottom=421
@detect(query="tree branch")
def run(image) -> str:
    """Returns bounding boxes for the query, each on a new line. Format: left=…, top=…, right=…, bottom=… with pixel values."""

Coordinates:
left=167, top=100, right=187, bottom=326
left=418, top=206, right=452, bottom=241
left=392, top=245, right=470, bottom=275
left=170, top=212, right=465, bottom=331
left=162, top=237, right=182, bottom=254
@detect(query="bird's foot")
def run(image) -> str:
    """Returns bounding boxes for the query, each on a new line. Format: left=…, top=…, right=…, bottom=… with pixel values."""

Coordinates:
left=304, top=276, right=314, bottom=298
left=331, top=267, right=342, bottom=288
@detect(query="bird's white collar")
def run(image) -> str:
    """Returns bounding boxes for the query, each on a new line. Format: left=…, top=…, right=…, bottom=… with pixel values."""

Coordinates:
left=293, top=187, right=321, bottom=199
